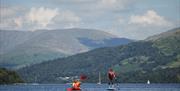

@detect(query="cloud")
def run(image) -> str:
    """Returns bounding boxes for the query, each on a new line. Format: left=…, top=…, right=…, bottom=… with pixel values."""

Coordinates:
left=26, top=7, right=81, bottom=29
left=1, top=0, right=178, bottom=40
left=55, top=10, right=81, bottom=23
left=26, top=7, right=58, bottom=27
left=14, top=17, right=23, bottom=28
left=100, top=0, right=117, bottom=7
left=117, top=16, right=125, bottom=24
left=0, top=7, right=16, bottom=18
left=49, top=10, right=82, bottom=29
left=0, top=6, right=25, bottom=30
left=97, top=0, right=120, bottom=10
left=105, top=10, right=175, bottom=40
left=97, top=0, right=134, bottom=10
left=129, top=10, right=173, bottom=27
left=0, top=6, right=82, bottom=30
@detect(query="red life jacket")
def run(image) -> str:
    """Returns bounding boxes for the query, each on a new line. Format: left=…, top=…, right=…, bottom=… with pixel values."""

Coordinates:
left=108, top=71, right=115, bottom=80
left=72, top=81, right=81, bottom=90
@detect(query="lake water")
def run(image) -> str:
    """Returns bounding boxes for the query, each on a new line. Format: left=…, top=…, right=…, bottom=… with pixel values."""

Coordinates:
left=0, top=83, right=180, bottom=91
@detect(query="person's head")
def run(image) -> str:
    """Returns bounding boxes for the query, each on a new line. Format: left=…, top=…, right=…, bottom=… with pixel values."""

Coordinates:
left=109, top=68, right=113, bottom=71
left=74, top=80, right=78, bottom=83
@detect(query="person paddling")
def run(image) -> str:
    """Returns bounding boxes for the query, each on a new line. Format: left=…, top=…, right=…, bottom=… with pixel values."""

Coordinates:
left=108, top=68, right=116, bottom=87
left=72, top=79, right=81, bottom=90
left=68, top=75, right=87, bottom=91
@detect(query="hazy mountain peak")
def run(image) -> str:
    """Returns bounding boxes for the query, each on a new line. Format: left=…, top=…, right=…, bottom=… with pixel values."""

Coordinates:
left=145, top=27, right=180, bottom=41
left=0, top=28, right=132, bottom=69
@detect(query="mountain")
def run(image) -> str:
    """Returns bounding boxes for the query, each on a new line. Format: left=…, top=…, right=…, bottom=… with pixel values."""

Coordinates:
left=146, top=27, right=180, bottom=56
left=146, top=27, right=180, bottom=41
left=17, top=27, right=180, bottom=83
left=0, top=28, right=133, bottom=69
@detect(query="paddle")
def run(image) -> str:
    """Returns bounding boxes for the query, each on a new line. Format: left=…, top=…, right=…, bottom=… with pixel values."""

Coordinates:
left=80, top=74, right=87, bottom=81
left=114, top=76, right=121, bottom=90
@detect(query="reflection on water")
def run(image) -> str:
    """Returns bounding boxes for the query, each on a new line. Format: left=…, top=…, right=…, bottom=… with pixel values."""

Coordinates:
left=0, top=83, right=180, bottom=91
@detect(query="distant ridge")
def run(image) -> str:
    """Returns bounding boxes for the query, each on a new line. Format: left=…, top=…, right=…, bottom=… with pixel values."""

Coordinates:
left=0, top=28, right=133, bottom=69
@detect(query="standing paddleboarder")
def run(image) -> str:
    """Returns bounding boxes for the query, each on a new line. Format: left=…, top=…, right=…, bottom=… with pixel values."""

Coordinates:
left=108, top=68, right=116, bottom=88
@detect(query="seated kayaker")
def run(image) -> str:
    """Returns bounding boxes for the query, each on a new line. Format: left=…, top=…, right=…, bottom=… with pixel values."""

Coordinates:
left=72, top=79, right=81, bottom=90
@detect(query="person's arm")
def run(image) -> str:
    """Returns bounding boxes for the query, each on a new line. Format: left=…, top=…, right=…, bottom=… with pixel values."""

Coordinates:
left=113, top=72, right=116, bottom=78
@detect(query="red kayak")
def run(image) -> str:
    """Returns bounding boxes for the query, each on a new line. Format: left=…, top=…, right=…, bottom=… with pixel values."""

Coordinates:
left=67, top=88, right=81, bottom=91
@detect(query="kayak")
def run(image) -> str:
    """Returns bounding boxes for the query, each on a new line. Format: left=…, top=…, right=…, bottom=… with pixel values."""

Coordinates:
left=67, top=88, right=81, bottom=91
left=106, top=88, right=116, bottom=91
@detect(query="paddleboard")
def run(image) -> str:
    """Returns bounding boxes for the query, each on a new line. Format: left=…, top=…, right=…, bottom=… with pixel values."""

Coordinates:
left=106, top=87, right=116, bottom=91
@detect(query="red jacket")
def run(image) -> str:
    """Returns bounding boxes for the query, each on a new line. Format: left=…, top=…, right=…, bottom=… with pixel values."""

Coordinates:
left=72, top=81, right=81, bottom=90
left=108, top=71, right=116, bottom=80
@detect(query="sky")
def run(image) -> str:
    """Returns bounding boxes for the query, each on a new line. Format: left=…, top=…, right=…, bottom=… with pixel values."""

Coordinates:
left=0, top=0, right=180, bottom=40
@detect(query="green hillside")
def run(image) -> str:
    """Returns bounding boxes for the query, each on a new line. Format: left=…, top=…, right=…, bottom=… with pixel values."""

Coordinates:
left=0, top=68, right=24, bottom=84
left=18, top=28, right=180, bottom=83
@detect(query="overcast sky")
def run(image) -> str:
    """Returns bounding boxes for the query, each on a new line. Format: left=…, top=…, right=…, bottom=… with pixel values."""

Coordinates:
left=0, top=0, right=180, bottom=40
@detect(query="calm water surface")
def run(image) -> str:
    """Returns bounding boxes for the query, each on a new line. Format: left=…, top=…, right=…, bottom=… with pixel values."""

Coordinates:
left=0, top=83, right=179, bottom=91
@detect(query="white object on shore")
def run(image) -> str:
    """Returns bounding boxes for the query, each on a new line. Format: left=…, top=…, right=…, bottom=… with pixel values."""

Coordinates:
left=31, top=83, right=39, bottom=85
left=147, top=80, right=150, bottom=84
left=97, top=72, right=101, bottom=85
